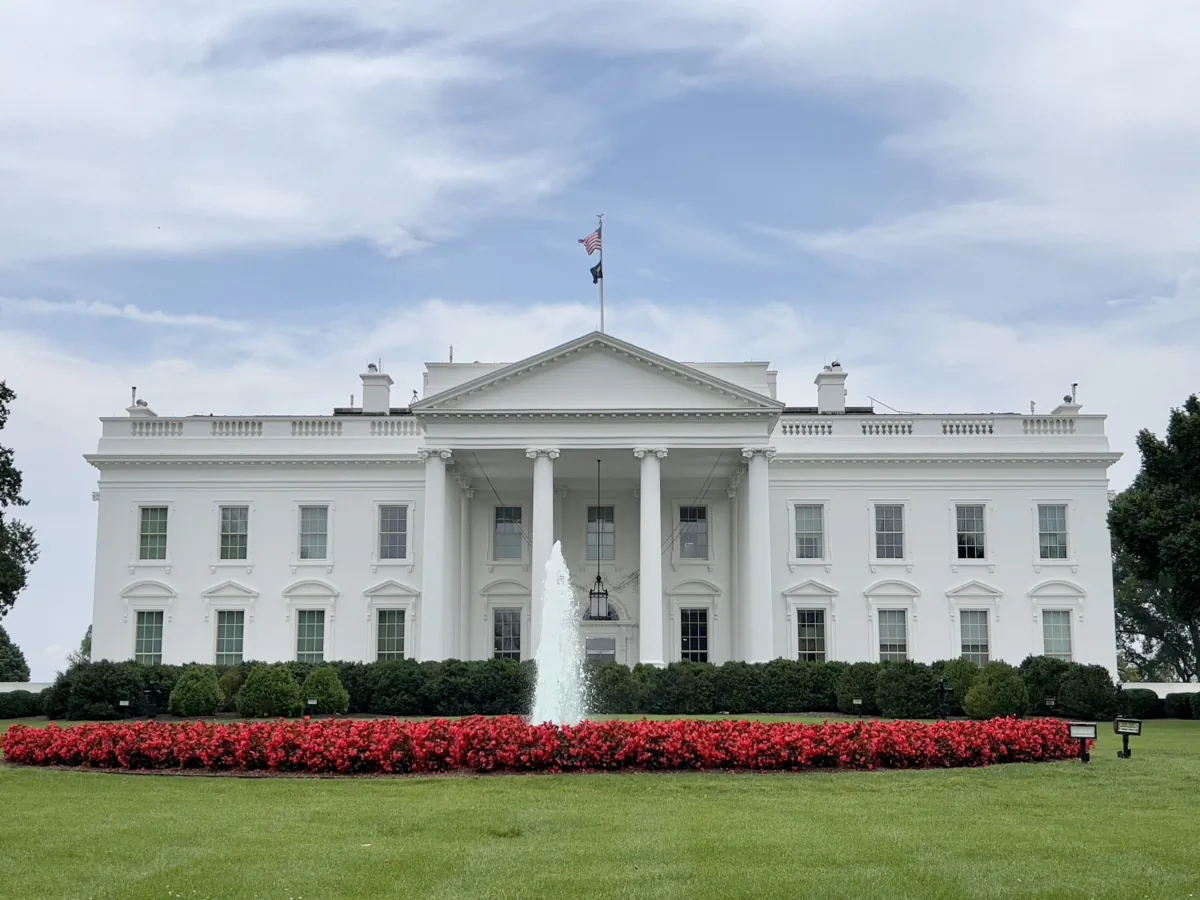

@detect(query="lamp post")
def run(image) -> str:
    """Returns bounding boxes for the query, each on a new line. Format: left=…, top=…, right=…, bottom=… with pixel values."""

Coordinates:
left=587, top=459, right=610, bottom=621
left=937, top=679, right=952, bottom=719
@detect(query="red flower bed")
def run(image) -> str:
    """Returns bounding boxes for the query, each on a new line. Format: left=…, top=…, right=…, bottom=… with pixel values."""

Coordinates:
left=0, top=717, right=1081, bottom=775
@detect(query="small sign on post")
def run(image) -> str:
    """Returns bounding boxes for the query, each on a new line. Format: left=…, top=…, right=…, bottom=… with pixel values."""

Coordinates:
left=1068, top=722, right=1098, bottom=763
left=1113, top=718, right=1143, bottom=759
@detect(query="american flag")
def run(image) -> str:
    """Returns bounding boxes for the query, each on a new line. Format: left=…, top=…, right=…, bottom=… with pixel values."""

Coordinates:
left=578, top=228, right=602, bottom=255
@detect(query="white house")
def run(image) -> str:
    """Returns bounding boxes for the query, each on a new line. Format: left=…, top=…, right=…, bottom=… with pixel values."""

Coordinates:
left=86, top=331, right=1121, bottom=675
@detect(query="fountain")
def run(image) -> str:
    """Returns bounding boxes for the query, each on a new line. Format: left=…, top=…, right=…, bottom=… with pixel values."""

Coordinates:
left=530, top=540, right=587, bottom=725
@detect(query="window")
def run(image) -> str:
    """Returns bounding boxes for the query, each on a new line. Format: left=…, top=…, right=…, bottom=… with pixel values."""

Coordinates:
left=299, top=506, right=328, bottom=560
left=1042, top=610, right=1073, bottom=660
left=378, top=505, right=408, bottom=560
left=955, top=504, right=986, bottom=560
left=1038, top=504, right=1069, bottom=560
left=296, top=610, right=325, bottom=663
left=796, top=609, right=826, bottom=662
left=959, top=610, right=989, bottom=665
left=219, top=506, right=249, bottom=560
left=680, top=608, right=709, bottom=663
left=493, top=507, right=523, bottom=561
left=875, top=505, right=904, bottom=559
left=215, top=610, right=245, bottom=666
left=139, top=506, right=168, bottom=560
left=794, top=505, right=825, bottom=559
left=376, top=609, right=406, bottom=661
left=134, top=610, right=163, bottom=664
left=493, top=608, right=521, bottom=660
left=877, top=609, right=907, bottom=662
left=587, top=506, right=615, bottom=561
left=679, top=506, right=709, bottom=560
left=585, top=637, right=617, bottom=663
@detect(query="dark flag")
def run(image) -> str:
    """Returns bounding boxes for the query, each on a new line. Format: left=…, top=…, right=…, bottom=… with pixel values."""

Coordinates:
left=590, top=260, right=603, bottom=283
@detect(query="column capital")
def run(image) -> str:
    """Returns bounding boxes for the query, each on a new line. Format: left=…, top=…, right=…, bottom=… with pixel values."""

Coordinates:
left=633, top=447, right=668, bottom=460
left=741, top=447, right=776, bottom=461
left=418, top=447, right=453, bottom=462
left=555, top=486, right=570, bottom=499
left=525, top=448, right=561, bottom=460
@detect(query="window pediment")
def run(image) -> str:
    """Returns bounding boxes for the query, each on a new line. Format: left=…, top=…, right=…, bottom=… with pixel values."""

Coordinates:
left=783, top=579, right=838, bottom=598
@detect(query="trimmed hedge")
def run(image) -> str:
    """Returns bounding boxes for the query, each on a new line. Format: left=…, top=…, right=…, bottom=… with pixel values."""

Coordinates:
left=1164, top=692, right=1194, bottom=720
left=964, top=663, right=1028, bottom=719
left=836, top=662, right=881, bottom=715
left=1058, top=665, right=1119, bottom=721
left=236, top=665, right=303, bottom=718
left=0, top=689, right=43, bottom=719
left=1191, top=693, right=1200, bottom=720
left=1120, top=688, right=1165, bottom=720
left=168, top=666, right=224, bottom=717
left=301, top=667, right=350, bottom=715
left=875, top=661, right=938, bottom=719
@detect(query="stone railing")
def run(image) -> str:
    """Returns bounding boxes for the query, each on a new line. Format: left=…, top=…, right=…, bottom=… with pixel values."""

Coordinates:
left=107, top=416, right=422, bottom=440
left=775, top=413, right=1105, bottom=441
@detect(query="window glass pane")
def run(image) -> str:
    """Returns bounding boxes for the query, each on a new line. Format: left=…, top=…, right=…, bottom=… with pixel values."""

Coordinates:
left=1042, top=610, right=1073, bottom=660
left=680, top=608, right=709, bottom=663
left=139, top=506, right=168, bottom=560
left=378, top=505, right=408, bottom=560
left=959, top=610, right=989, bottom=666
left=1038, top=504, right=1069, bottom=559
left=219, top=506, right=249, bottom=560
left=493, top=608, right=522, bottom=660
left=794, top=504, right=824, bottom=559
left=586, top=506, right=615, bottom=561
left=585, top=637, right=617, bottom=663
left=296, top=609, right=325, bottom=663
left=878, top=609, right=907, bottom=662
left=376, top=609, right=406, bottom=661
left=215, top=610, right=245, bottom=666
left=679, top=506, right=709, bottom=560
left=299, top=506, right=328, bottom=560
left=796, top=609, right=826, bottom=662
left=875, top=505, right=904, bottom=559
left=955, top=504, right=986, bottom=560
left=493, top=507, right=523, bottom=561
left=134, top=610, right=164, bottom=664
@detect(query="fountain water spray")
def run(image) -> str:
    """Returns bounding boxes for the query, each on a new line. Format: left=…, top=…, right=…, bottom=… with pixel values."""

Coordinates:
left=530, top=540, right=587, bottom=725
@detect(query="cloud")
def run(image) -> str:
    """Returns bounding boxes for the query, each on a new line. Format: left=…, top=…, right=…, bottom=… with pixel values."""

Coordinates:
left=0, top=296, right=251, bottom=333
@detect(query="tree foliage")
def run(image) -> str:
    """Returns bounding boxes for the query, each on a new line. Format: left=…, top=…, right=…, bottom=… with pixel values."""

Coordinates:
left=1109, top=394, right=1200, bottom=682
left=66, top=626, right=92, bottom=667
left=0, top=624, right=31, bottom=681
left=0, top=382, right=39, bottom=619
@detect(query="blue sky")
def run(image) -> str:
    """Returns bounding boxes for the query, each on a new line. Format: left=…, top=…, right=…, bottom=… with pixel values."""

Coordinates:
left=2, top=1, right=1198, bottom=678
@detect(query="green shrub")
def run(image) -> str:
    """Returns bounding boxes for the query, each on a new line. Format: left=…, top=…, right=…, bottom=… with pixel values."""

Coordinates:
left=235, top=665, right=303, bottom=718
left=713, top=662, right=761, bottom=714
left=1164, top=693, right=1194, bottom=719
left=42, top=671, right=72, bottom=719
left=964, top=662, right=1029, bottom=719
left=0, top=689, right=41, bottom=719
left=368, top=659, right=429, bottom=716
left=1018, top=655, right=1072, bottom=715
left=640, top=662, right=717, bottom=715
left=874, top=661, right=938, bottom=719
left=1190, top=693, right=1200, bottom=721
left=938, top=658, right=981, bottom=714
left=282, top=661, right=317, bottom=687
left=300, top=667, right=350, bottom=715
left=66, top=661, right=149, bottom=719
left=836, top=662, right=881, bottom=715
left=586, top=662, right=641, bottom=714
left=217, top=665, right=248, bottom=712
left=138, top=663, right=185, bottom=714
left=1058, top=664, right=1119, bottom=721
left=328, top=662, right=372, bottom=713
left=168, top=666, right=224, bottom=717
left=0, top=625, right=31, bottom=681
left=758, top=660, right=841, bottom=713
left=1120, top=688, right=1164, bottom=719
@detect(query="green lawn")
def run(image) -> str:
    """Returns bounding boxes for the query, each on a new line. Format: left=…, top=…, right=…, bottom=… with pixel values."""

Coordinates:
left=2, top=718, right=1198, bottom=900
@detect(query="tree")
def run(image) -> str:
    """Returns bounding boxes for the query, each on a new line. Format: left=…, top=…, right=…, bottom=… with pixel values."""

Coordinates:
left=0, top=381, right=39, bottom=619
left=66, top=625, right=92, bottom=667
left=1109, top=394, right=1200, bottom=683
left=0, top=624, right=31, bottom=681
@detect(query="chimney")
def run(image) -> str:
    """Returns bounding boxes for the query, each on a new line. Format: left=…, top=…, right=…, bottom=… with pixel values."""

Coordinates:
left=126, top=387, right=157, bottom=417
left=814, top=361, right=848, bottom=415
left=1051, top=384, right=1081, bottom=416
left=360, top=362, right=393, bottom=415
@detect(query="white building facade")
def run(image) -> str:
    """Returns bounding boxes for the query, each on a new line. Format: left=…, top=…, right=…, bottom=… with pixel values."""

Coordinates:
left=86, top=332, right=1121, bottom=675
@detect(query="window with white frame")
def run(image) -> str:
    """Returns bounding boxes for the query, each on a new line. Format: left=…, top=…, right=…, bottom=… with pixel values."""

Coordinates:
left=215, top=610, right=244, bottom=666
left=587, top=506, right=615, bottom=561
left=296, top=609, right=325, bottom=663
left=493, top=507, right=523, bottom=561
left=134, top=610, right=164, bottom=664
left=955, top=505, right=986, bottom=560
left=585, top=637, right=617, bottom=663
left=376, top=609, right=406, bottom=661
left=1042, top=610, right=1073, bottom=660
left=493, top=608, right=522, bottom=660
left=874, top=505, right=905, bottom=559
left=877, top=609, right=907, bottom=661
left=680, top=608, right=709, bottom=663
left=219, top=506, right=249, bottom=560
left=299, top=506, right=329, bottom=560
left=679, top=506, right=709, bottom=560
left=794, top=505, right=825, bottom=559
left=959, top=610, right=989, bottom=665
left=139, top=506, right=168, bottom=560
left=796, top=609, right=826, bottom=662
left=1038, top=505, right=1069, bottom=560
left=378, top=505, right=408, bottom=560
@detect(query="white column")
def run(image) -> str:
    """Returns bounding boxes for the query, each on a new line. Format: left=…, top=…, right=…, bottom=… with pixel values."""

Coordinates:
left=727, top=472, right=741, bottom=663
left=742, top=447, right=775, bottom=662
left=458, top=480, right=473, bottom=660
left=419, top=448, right=451, bottom=660
left=635, top=447, right=667, bottom=666
left=527, top=448, right=559, bottom=656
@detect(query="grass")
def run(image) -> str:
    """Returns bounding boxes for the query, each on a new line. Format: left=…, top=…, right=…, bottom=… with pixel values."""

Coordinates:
left=2, top=718, right=1199, bottom=899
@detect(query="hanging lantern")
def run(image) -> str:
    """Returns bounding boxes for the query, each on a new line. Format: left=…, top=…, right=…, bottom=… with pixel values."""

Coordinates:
left=587, top=458, right=610, bottom=620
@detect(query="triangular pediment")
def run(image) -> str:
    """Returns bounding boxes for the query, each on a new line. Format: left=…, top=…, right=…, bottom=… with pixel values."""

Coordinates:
left=364, top=579, right=420, bottom=598
left=945, top=580, right=1003, bottom=599
left=783, top=579, right=838, bottom=598
left=202, top=580, right=259, bottom=600
left=413, top=332, right=783, bottom=415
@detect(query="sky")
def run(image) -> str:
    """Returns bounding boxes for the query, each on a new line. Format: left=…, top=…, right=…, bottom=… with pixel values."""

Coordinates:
left=1, top=1, right=1198, bottom=680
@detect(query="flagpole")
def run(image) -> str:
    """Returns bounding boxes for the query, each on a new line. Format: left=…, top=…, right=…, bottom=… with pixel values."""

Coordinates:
left=597, top=213, right=605, bottom=333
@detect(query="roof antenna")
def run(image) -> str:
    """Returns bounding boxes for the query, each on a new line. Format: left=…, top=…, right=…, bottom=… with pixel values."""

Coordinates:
left=130, top=386, right=137, bottom=406
left=1070, top=383, right=1078, bottom=403
left=450, top=345, right=454, bottom=364
left=350, top=394, right=355, bottom=408
left=1030, top=401, right=1036, bottom=415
